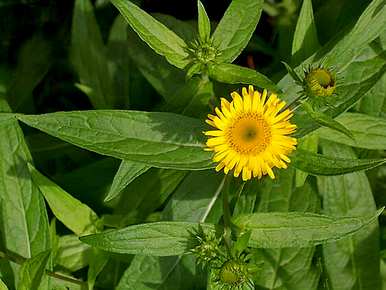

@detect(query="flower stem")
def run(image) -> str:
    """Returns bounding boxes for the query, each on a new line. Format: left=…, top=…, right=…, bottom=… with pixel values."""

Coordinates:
left=222, top=175, right=232, bottom=253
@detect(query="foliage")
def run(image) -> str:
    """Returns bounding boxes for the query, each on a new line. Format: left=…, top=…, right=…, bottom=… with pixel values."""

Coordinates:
left=0, top=0, right=385, bottom=289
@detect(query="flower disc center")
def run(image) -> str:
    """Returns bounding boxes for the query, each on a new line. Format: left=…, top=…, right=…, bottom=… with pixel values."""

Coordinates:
left=308, top=68, right=334, bottom=88
left=226, top=113, right=271, bottom=155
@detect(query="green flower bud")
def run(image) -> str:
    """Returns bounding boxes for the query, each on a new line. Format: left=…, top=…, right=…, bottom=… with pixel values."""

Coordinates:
left=189, top=225, right=222, bottom=267
left=219, top=260, right=247, bottom=286
left=187, top=39, right=220, bottom=65
left=304, top=67, right=336, bottom=97
left=212, top=258, right=255, bottom=289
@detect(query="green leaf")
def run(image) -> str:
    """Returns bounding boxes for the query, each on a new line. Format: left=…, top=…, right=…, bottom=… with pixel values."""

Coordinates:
left=177, top=76, right=214, bottom=118
left=112, top=168, right=187, bottom=226
left=197, top=0, right=211, bottom=42
left=162, top=170, right=225, bottom=222
left=282, top=61, right=303, bottom=84
left=233, top=180, right=259, bottom=217
left=254, top=169, right=320, bottom=290
left=71, top=0, right=115, bottom=109
left=381, top=259, right=386, bottom=290
left=0, top=101, right=50, bottom=259
left=116, top=170, right=223, bottom=289
left=208, top=63, right=278, bottom=92
left=212, top=0, right=264, bottom=63
left=28, top=165, right=101, bottom=235
left=292, top=149, right=386, bottom=176
left=56, top=235, right=92, bottom=272
left=116, top=256, right=201, bottom=290
left=317, top=141, right=381, bottom=290
left=81, top=209, right=382, bottom=255
left=0, top=279, right=8, bottom=290
left=316, top=112, right=386, bottom=150
left=295, top=134, right=318, bottom=187
left=87, top=249, right=108, bottom=290
left=17, top=250, right=50, bottom=290
left=111, top=0, right=189, bottom=69
left=232, top=231, right=251, bottom=257
left=322, top=0, right=386, bottom=70
left=105, top=160, right=150, bottom=202
left=301, top=101, right=354, bottom=140
left=55, top=158, right=119, bottom=209
left=7, top=34, right=52, bottom=111
left=153, top=14, right=196, bottom=42
left=278, top=0, right=386, bottom=137
left=359, top=73, right=386, bottom=117
left=80, top=222, right=218, bottom=256
left=234, top=209, right=383, bottom=248
left=185, top=62, right=202, bottom=80
left=17, top=111, right=213, bottom=170
left=125, top=23, right=212, bottom=116
left=107, top=15, right=133, bottom=110
left=291, top=0, right=320, bottom=64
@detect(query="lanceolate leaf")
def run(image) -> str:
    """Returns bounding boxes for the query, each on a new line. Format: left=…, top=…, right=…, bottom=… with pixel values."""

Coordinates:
left=317, top=142, right=381, bottom=290
left=282, top=61, right=303, bottom=84
left=17, top=111, right=213, bottom=170
left=80, top=222, right=218, bottom=256
left=279, top=0, right=386, bottom=137
left=208, top=63, right=278, bottom=92
left=87, top=249, right=108, bottom=290
left=291, top=0, right=320, bottom=64
left=7, top=35, right=52, bottom=111
left=212, top=0, right=264, bottom=63
left=322, top=0, right=386, bottom=70
left=0, top=279, right=8, bottom=290
left=111, top=0, right=189, bottom=69
left=105, top=160, right=150, bottom=202
left=56, top=235, right=92, bottom=272
left=295, top=134, right=318, bottom=187
left=125, top=24, right=212, bottom=116
left=112, top=168, right=187, bottom=225
left=255, top=169, right=320, bottom=290
left=317, top=112, right=386, bottom=150
left=292, top=149, right=386, bottom=176
left=28, top=165, right=101, bottom=236
left=116, top=170, right=224, bottom=289
left=197, top=0, right=211, bottom=42
left=359, top=73, right=386, bottom=117
left=80, top=210, right=381, bottom=255
left=71, top=0, right=115, bottom=109
left=17, top=250, right=50, bottom=290
left=0, top=100, right=50, bottom=260
left=301, top=101, right=354, bottom=140
left=162, top=170, right=225, bottom=222
left=235, top=209, right=383, bottom=248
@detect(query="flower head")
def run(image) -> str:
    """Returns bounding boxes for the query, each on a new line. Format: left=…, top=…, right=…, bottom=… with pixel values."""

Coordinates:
left=212, top=258, right=255, bottom=290
left=304, top=66, right=336, bottom=98
left=204, top=86, right=297, bottom=181
left=189, top=225, right=223, bottom=267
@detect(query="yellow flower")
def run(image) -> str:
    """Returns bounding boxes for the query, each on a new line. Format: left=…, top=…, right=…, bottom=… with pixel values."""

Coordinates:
left=204, top=86, right=297, bottom=181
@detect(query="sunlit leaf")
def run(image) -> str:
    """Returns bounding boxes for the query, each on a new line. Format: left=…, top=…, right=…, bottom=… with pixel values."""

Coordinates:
left=111, top=0, right=189, bottom=69
left=17, top=111, right=213, bottom=170
left=212, top=0, right=264, bottom=63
